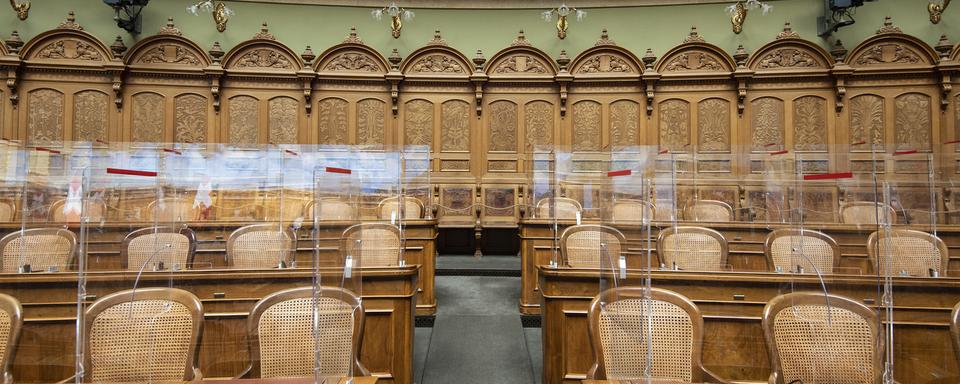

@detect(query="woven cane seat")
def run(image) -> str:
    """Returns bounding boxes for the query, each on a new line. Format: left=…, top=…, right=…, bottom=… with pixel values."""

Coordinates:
left=227, top=225, right=296, bottom=269
left=0, top=228, right=76, bottom=272
left=684, top=200, right=734, bottom=222
left=868, top=229, right=948, bottom=277
left=611, top=200, right=655, bottom=224
left=0, top=294, right=21, bottom=384
left=377, top=196, right=423, bottom=220
left=840, top=202, right=897, bottom=225
left=561, top=225, right=626, bottom=268
left=765, top=230, right=840, bottom=274
left=312, top=199, right=357, bottom=221
left=536, top=197, right=582, bottom=220
left=122, top=227, right=196, bottom=271
left=341, top=223, right=401, bottom=267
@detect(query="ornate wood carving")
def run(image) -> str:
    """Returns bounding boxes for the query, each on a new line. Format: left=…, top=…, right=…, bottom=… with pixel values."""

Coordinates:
left=659, top=99, right=690, bottom=151
left=609, top=100, right=638, bottom=148
left=357, top=98, right=386, bottom=147
left=850, top=94, right=885, bottom=148
left=575, top=54, right=635, bottom=74
left=484, top=188, right=515, bottom=216
left=404, top=99, right=434, bottom=147
left=847, top=17, right=937, bottom=68
left=755, top=48, right=821, bottom=69
left=136, top=44, right=202, bottom=66
left=268, top=96, right=298, bottom=144
left=131, top=92, right=164, bottom=142
left=488, top=100, right=517, bottom=152
left=228, top=95, right=259, bottom=145
left=697, top=98, right=730, bottom=152
left=572, top=100, right=601, bottom=151
left=410, top=54, right=466, bottom=74
left=853, top=44, right=924, bottom=66
left=174, top=93, right=207, bottom=143
left=34, top=39, right=104, bottom=61
left=72, top=90, right=108, bottom=142
left=234, top=48, right=294, bottom=69
left=524, top=101, right=554, bottom=149
left=27, top=89, right=63, bottom=144
left=441, top=100, right=470, bottom=151
left=323, top=52, right=383, bottom=72
left=492, top=55, right=549, bottom=74
left=894, top=93, right=932, bottom=151
left=663, top=51, right=724, bottom=72
left=750, top=97, right=784, bottom=151
left=793, top=96, right=827, bottom=151
left=318, top=98, right=348, bottom=145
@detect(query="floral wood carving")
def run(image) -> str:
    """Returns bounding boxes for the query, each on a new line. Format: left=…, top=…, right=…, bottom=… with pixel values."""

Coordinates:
left=575, top=54, right=634, bottom=73
left=659, top=99, right=690, bottom=151
left=524, top=101, right=554, bottom=149
left=174, top=94, right=207, bottom=144
left=852, top=44, right=923, bottom=66
left=357, top=99, right=385, bottom=147
left=485, top=188, right=515, bottom=216
left=493, top=55, right=549, bottom=74
left=269, top=97, right=298, bottom=144
left=756, top=48, right=821, bottom=69
left=793, top=96, right=827, bottom=151
left=894, top=93, right=932, bottom=151
left=404, top=99, right=434, bottom=146
left=488, top=101, right=517, bottom=152
left=323, top=52, right=382, bottom=72
left=750, top=97, right=784, bottom=151
left=410, top=54, right=466, bottom=74
left=132, top=93, right=164, bottom=142
left=572, top=101, right=601, bottom=151
left=234, top=48, right=294, bottom=69
left=229, top=95, right=260, bottom=145
left=610, top=100, right=639, bottom=148
left=663, top=51, right=724, bottom=72
left=441, top=100, right=470, bottom=151
left=697, top=98, right=730, bottom=152
left=850, top=95, right=885, bottom=148
left=35, top=39, right=103, bottom=61
left=28, top=89, right=64, bottom=144
left=137, top=45, right=202, bottom=66
left=73, top=90, right=108, bottom=143
left=318, top=98, right=348, bottom=145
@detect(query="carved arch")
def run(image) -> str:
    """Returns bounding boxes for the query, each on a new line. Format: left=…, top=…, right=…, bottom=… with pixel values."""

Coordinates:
left=20, top=28, right=111, bottom=65
left=847, top=32, right=938, bottom=68
left=124, top=32, right=211, bottom=68
left=223, top=39, right=302, bottom=72
left=570, top=45, right=642, bottom=76
left=315, top=43, right=389, bottom=75
left=747, top=38, right=832, bottom=72
left=400, top=45, right=472, bottom=77
left=486, top=46, right=558, bottom=77
left=656, top=41, right=735, bottom=74
left=952, top=42, right=960, bottom=62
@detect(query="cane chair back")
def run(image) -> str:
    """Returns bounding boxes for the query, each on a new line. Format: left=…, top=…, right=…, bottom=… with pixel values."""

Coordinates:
left=49, top=198, right=106, bottom=223
left=656, top=226, right=728, bottom=271
left=762, top=292, right=883, bottom=384
left=0, top=228, right=77, bottom=272
left=840, top=202, right=897, bottom=225
left=245, top=287, right=368, bottom=378
left=587, top=287, right=713, bottom=382
left=121, top=226, right=197, bottom=271
left=867, top=229, right=949, bottom=277
left=0, top=294, right=22, bottom=384
left=377, top=196, right=423, bottom=220
left=341, top=223, right=402, bottom=267
left=654, top=199, right=678, bottom=221
left=310, top=199, right=357, bottom=221
left=684, top=200, right=734, bottom=222
left=560, top=225, right=626, bottom=268
left=765, top=229, right=841, bottom=274
left=536, top=197, right=582, bottom=220
left=0, top=201, right=12, bottom=223
left=148, top=197, right=201, bottom=222
left=611, top=200, right=655, bottom=224
left=226, top=224, right=297, bottom=269
left=82, top=288, right=203, bottom=383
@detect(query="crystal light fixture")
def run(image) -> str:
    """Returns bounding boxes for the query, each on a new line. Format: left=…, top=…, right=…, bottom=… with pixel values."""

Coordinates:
left=541, top=3, right=586, bottom=40
left=187, top=0, right=234, bottom=32
left=372, top=2, right=414, bottom=39
left=726, top=0, right=772, bottom=34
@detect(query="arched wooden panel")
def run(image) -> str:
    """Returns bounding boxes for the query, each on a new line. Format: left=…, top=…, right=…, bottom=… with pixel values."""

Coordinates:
left=268, top=96, right=298, bottom=144
left=317, top=97, right=348, bottom=145
left=228, top=95, right=259, bottom=145
left=750, top=97, right=784, bottom=151
left=894, top=93, right=932, bottom=151
left=27, top=89, right=64, bottom=145
left=697, top=98, right=730, bottom=152
left=441, top=100, right=470, bottom=152
left=174, top=93, right=208, bottom=144
left=609, top=100, right=639, bottom=149
left=658, top=99, right=690, bottom=151
left=357, top=98, right=386, bottom=147
left=793, top=96, right=827, bottom=152
left=131, top=92, right=164, bottom=142
left=524, top=100, right=554, bottom=149
left=488, top=100, right=517, bottom=153
left=849, top=94, right=885, bottom=148
left=572, top=101, right=601, bottom=152
left=72, top=90, right=108, bottom=143
left=404, top=99, right=434, bottom=147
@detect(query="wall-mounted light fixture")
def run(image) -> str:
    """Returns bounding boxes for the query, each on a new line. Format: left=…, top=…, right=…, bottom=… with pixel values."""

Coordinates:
left=10, top=0, right=29, bottom=20
left=103, top=0, right=150, bottom=34
left=187, top=0, right=234, bottom=33
left=726, top=0, right=772, bottom=34
left=929, top=0, right=951, bottom=24
left=542, top=3, right=586, bottom=40
left=372, top=2, right=414, bottom=39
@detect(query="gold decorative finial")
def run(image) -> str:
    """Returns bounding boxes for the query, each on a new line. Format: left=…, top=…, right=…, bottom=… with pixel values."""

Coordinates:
left=343, top=27, right=364, bottom=44
left=428, top=30, right=448, bottom=46
left=776, top=22, right=799, bottom=39
left=58, top=11, right=83, bottom=30
left=213, top=1, right=230, bottom=33
left=10, top=0, right=29, bottom=21
left=594, top=28, right=616, bottom=46
left=731, top=1, right=747, bottom=34
left=683, top=26, right=705, bottom=43
left=877, top=16, right=901, bottom=34
left=254, top=22, right=276, bottom=40
left=511, top=30, right=531, bottom=47
left=929, top=0, right=951, bottom=24
left=159, top=17, right=182, bottom=36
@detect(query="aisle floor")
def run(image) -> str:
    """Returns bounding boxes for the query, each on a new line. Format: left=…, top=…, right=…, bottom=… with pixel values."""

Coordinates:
left=413, top=256, right=541, bottom=384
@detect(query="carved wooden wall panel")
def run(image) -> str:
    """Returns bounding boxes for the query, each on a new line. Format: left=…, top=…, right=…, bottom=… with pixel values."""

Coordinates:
left=72, top=90, right=108, bottom=143
left=793, top=96, right=827, bottom=152
left=174, top=94, right=208, bottom=143
left=697, top=98, right=730, bottom=152
left=850, top=94, right=886, bottom=148
left=404, top=99, right=434, bottom=147
left=750, top=97, right=785, bottom=151
left=357, top=98, right=386, bottom=148
left=524, top=101, right=555, bottom=149
left=609, top=100, right=639, bottom=149
left=488, top=101, right=518, bottom=153
left=228, top=95, right=260, bottom=145
left=572, top=101, right=602, bottom=152
left=894, top=93, right=932, bottom=151
left=317, top=98, right=348, bottom=145
left=131, top=92, right=164, bottom=142
left=26, top=89, right=64, bottom=145
left=441, top=100, right=470, bottom=152
left=268, top=96, right=299, bottom=144
left=658, top=99, right=690, bottom=151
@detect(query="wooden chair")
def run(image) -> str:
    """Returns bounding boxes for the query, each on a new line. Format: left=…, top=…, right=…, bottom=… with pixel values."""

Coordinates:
left=48, top=198, right=106, bottom=223
left=241, top=286, right=369, bottom=378
left=0, top=228, right=77, bottom=273
left=76, top=287, right=203, bottom=383
left=309, top=199, right=357, bottom=221
left=147, top=197, right=201, bottom=222
left=683, top=199, right=734, bottom=222
left=226, top=224, right=297, bottom=269
left=611, top=199, right=655, bottom=224
left=340, top=223, right=402, bottom=267
left=587, top=287, right=726, bottom=382
left=121, top=226, right=197, bottom=271
left=763, top=292, right=883, bottom=384
left=840, top=201, right=897, bottom=225
left=377, top=196, right=424, bottom=220
left=764, top=229, right=841, bottom=274
left=0, top=201, right=15, bottom=223
left=560, top=225, right=626, bottom=268
left=0, top=294, right=22, bottom=384
left=535, top=197, right=582, bottom=220
left=656, top=226, right=728, bottom=271
left=867, top=229, right=949, bottom=277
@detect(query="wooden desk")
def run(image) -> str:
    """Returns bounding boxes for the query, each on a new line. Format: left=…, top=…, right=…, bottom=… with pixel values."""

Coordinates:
left=0, top=220, right=438, bottom=316
left=520, top=219, right=960, bottom=314
left=539, top=266, right=960, bottom=384
left=205, top=377, right=377, bottom=384
left=582, top=381, right=696, bottom=384
left=2, top=266, right=417, bottom=384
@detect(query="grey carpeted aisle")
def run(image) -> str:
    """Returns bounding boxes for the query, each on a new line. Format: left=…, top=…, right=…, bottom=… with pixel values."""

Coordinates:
left=415, top=264, right=539, bottom=384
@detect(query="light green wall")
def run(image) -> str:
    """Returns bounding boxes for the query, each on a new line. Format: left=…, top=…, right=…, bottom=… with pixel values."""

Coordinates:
left=1, top=0, right=957, bottom=62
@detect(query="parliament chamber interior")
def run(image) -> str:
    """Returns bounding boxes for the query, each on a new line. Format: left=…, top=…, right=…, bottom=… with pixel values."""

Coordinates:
left=1, top=0, right=960, bottom=383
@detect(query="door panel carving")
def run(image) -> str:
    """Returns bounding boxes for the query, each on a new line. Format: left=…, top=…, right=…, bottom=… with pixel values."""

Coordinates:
left=268, top=96, right=298, bottom=144
left=132, top=92, right=164, bottom=142
left=404, top=99, right=434, bottom=147
left=357, top=98, right=386, bottom=147
left=73, top=90, right=108, bottom=143
left=318, top=98, right=348, bottom=145
left=524, top=101, right=554, bottom=150
left=572, top=101, right=601, bottom=152
left=174, top=94, right=208, bottom=144
left=441, top=100, right=470, bottom=152
left=488, top=100, right=517, bottom=152
left=850, top=94, right=885, bottom=149
left=27, top=89, right=64, bottom=145
left=610, top=100, right=639, bottom=149
left=750, top=97, right=784, bottom=151
left=894, top=93, right=932, bottom=151
left=793, top=96, right=827, bottom=152
left=697, top=98, right=730, bottom=152
left=659, top=99, right=690, bottom=152
left=228, top=95, right=259, bottom=145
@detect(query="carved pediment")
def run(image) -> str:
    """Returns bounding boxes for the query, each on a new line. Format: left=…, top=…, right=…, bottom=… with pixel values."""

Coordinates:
left=135, top=44, right=203, bottom=66
left=226, top=46, right=299, bottom=71
left=850, top=43, right=927, bottom=67
left=322, top=52, right=384, bottom=73
left=755, top=48, right=823, bottom=70
left=574, top=54, right=635, bottom=74
left=493, top=55, right=549, bottom=74
left=662, top=50, right=725, bottom=72
left=409, top=54, right=466, bottom=74
left=32, top=39, right=104, bottom=62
